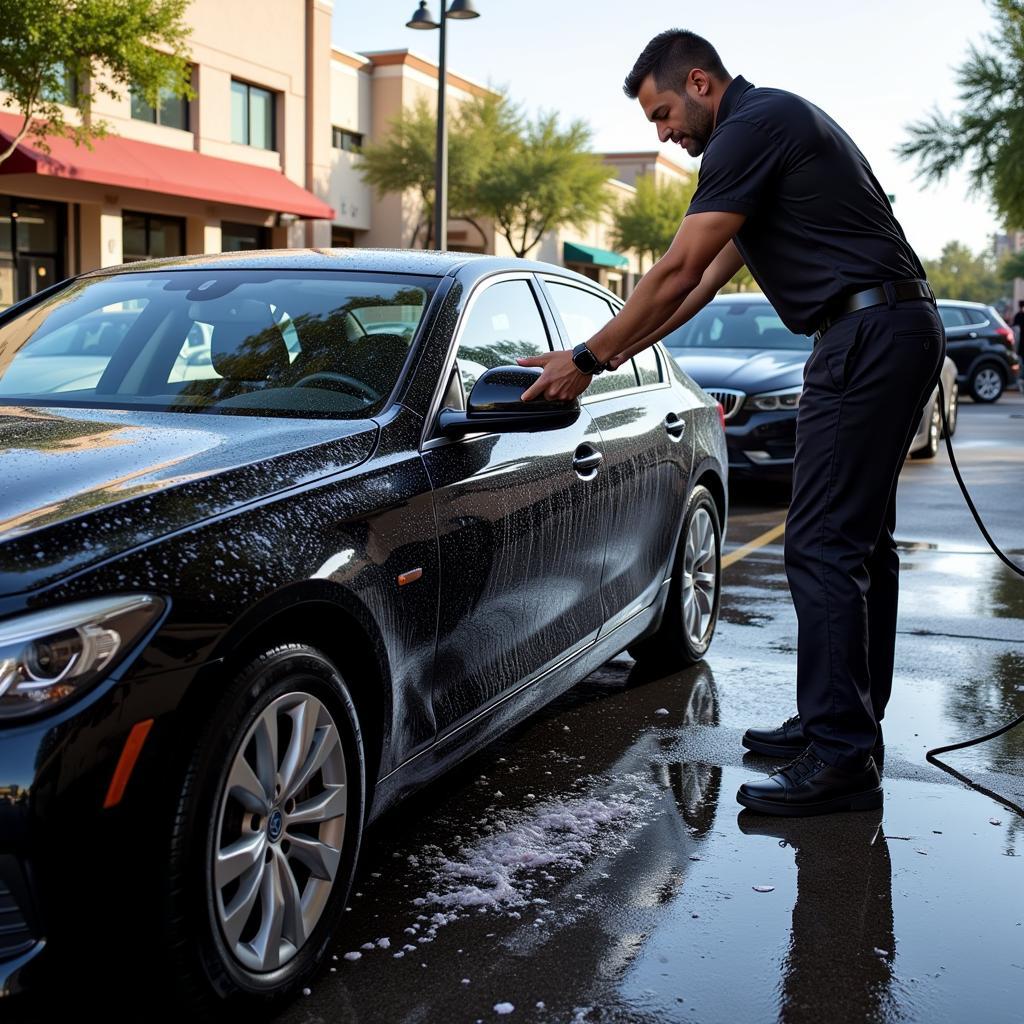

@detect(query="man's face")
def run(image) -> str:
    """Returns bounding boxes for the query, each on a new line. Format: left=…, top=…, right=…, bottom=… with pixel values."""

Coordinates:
left=638, top=73, right=715, bottom=158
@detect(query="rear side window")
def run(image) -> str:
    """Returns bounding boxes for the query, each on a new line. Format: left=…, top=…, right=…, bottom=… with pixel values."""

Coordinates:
left=456, top=280, right=551, bottom=395
left=545, top=281, right=637, bottom=396
left=633, top=346, right=662, bottom=386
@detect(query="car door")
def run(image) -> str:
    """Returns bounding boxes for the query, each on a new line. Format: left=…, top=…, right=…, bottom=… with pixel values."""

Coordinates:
left=540, top=277, right=698, bottom=635
left=421, top=274, right=608, bottom=734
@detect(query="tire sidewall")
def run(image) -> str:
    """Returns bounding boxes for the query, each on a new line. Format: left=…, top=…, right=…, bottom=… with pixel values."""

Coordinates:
left=170, top=646, right=365, bottom=1009
left=673, top=485, right=722, bottom=661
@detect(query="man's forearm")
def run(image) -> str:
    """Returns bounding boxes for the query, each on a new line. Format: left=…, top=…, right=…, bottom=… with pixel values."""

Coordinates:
left=604, top=239, right=747, bottom=366
left=588, top=260, right=701, bottom=365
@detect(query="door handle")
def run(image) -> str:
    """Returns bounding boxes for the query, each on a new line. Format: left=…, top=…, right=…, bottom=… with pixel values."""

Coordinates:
left=572, top=445, right=604, bottom=478
left=664, top=412, right=686, bottom=441
left=968, top=331, right=978, bottom=338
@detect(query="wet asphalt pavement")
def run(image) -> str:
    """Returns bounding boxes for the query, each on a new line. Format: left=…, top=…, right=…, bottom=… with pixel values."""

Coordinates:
left=13, top=393, right=1024, bottom=1023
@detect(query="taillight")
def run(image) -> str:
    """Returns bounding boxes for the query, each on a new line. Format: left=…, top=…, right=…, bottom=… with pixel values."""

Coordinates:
left=717, top=402, right=726, bottom=430
left=994, top=325, right=1015, bottom=348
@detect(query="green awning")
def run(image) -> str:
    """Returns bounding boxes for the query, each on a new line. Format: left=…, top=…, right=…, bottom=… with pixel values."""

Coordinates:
left=563, top=241, right=629, bottom=269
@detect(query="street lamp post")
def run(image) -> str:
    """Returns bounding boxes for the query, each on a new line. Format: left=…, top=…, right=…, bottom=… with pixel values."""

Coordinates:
left=406, top=0, right=480, bottom=251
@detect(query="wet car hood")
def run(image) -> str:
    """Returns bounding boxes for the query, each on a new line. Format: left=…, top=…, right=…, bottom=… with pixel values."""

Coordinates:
left=0, top=405, right=378, bottom=596
left=670, top=347, right=810, bottom=394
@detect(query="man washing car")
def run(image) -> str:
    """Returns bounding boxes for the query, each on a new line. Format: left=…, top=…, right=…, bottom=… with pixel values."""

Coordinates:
left=517, top=29, right=944, bottom=816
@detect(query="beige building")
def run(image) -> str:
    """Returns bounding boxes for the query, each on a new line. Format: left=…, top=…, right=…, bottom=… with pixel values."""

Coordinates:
left=1, top=2, right=691, bottom=307
left=0, top=0, right=334, bottom=307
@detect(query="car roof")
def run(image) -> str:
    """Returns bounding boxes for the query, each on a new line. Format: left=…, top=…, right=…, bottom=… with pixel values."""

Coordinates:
left=705, top=292, right=771, bottom=304
left=75, top=247, right=608, bottom=290
left=935, top=298, right=993, bottom=309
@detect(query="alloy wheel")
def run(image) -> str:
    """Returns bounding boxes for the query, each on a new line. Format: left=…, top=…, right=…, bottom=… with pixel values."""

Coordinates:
left=212, top=692, right=347, bottom=973
left=974, top=366, right=1003, bottom=401
left=681, top=507, right=717, bottom=647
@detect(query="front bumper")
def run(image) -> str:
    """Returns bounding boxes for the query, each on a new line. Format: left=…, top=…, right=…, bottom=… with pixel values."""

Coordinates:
left=0, top=856, right=44, bottom=997
left=725, top=409, right=798, bottom=478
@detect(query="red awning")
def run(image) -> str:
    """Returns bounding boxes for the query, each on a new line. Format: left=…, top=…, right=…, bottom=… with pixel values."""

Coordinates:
left=0, top=112, right=334, bottom=219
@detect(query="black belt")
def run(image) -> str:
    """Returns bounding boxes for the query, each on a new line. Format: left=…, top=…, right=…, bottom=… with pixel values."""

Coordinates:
left=813, top=279, right=935, bottom=342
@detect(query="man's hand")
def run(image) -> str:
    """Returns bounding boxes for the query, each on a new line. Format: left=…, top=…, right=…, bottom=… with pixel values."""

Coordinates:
left=516, top=351, right=591, bottom=402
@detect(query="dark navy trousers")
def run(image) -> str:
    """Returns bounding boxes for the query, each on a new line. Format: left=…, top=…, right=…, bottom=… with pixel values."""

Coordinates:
left=785, top=297, right=945, bottom=768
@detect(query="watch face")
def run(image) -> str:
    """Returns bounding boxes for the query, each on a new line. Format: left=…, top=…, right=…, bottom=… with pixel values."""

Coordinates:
left=573, top=343, right=598, bottom=374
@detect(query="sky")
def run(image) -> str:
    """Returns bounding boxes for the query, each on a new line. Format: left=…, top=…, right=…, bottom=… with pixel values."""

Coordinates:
left=332, top=0, right=1000, bottom=261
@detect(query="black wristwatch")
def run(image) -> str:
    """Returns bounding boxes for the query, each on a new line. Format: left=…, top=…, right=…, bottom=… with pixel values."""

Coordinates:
left=571, top=341, right=608, bottom=375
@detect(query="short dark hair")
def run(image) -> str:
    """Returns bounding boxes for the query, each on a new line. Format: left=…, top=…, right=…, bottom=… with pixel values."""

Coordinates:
left=623, top=29, right=729, bottom=99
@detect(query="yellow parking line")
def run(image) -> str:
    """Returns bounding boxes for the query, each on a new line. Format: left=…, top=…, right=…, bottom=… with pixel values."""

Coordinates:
left=721, top=520, right=786, bottom=569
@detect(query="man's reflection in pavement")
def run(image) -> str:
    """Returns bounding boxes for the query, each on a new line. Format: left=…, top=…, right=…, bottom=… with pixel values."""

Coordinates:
left=738, top=809, right=896, bottom=1024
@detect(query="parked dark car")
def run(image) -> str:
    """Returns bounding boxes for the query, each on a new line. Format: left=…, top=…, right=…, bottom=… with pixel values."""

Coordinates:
left=936, top=298, right=1021, bottom=402
left=0, top=249, right=727, bottom=1010
left=664, top=294, right=958, bottom=479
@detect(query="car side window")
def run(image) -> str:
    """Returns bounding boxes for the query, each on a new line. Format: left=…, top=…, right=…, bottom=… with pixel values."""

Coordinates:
left=545, top=281, right=638, bottom=396
left=633, top=346, right=662, bottom=386
left=455, top=280, right=551, bottom=396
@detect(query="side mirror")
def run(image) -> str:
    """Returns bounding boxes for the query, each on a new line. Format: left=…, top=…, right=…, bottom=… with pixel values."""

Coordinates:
left=437, top=365, right=580, bottom=437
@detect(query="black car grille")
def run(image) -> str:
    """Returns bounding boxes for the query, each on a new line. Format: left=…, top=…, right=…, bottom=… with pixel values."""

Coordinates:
left=704, top=388, right=745, bottom=420
left=0, top=859, right=37, bottom=961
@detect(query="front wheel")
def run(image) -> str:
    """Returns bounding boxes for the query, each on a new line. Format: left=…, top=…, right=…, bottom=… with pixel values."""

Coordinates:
left=165, top=645, right=365, bottom=1014
left=629, top=484, right=722, bottom=669
left=910, top=398, right=941, bottom=459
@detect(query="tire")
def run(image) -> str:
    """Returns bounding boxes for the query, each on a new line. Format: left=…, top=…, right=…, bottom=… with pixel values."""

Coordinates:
left=628, top=484, right=722, bottom=669
left=942, top=380, right=959, bottom=438
left=910, top=398, right=940, bottom=459
left=969, top=363, right=1005, bottom=403
left=164, top=645, right=365, bottom=1015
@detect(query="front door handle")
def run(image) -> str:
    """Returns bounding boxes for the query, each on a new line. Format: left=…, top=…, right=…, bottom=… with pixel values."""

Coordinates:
left=664, top=412, right=686, bottom=441
left=968, top=331, right=978, bottom=338
left=572, top=444, right=604, bottom=479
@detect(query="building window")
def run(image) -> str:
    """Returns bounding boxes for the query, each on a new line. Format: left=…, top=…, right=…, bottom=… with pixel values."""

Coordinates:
left=331, top=126, right=362, bottom=152
left=222, top=222, right=270, bottom=252
left=0, top=198, right=65, bottom=308
left=122, top=212, right=185, bottom=263
left=42, top=64, right=79, bottom=105
left=331, top=226, right=356, bottom=248
left=131, top=80, right=190, bottom=131
left=231, top=80, right=276, bottom=150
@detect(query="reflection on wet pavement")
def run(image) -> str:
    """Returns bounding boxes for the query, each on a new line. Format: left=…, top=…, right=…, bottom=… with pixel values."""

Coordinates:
left=268, top=648, right=1023, bottom=1024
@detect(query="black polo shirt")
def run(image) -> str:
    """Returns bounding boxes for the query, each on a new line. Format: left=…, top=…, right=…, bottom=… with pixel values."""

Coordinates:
left=686, top=76, right=925, bottom=335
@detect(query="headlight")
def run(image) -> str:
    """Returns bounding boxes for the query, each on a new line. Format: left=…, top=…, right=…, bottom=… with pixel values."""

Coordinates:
left=750, top=387, right=802, bottom=411
left=0, top=595, right=164, bottom=721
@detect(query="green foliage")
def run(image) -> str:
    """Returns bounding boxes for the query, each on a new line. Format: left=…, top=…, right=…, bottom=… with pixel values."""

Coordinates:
left=720, top=264, right=758, bottom=294
left=923, top=240, right=1003, bottom=302
left=998, top=248, right=1024, bottom=281
left=475, top=113, right=610, bottom=258
left=359, top=97, right=609, bottom=256
left=0, top=0, right=193, bottom=166
left=359, top=93, right=522, bottom=248
left=610, top=173, right=695, bottom=270
left=897, top=0, right=1024, bottom=227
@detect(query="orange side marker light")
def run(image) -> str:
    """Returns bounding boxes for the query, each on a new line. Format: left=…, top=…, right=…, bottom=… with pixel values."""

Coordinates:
left=103, top=718, right=154, bottom=809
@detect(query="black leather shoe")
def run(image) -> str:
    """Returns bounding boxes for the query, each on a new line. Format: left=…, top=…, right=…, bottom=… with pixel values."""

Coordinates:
left=742, top=714, right=884, bottom=762
left=736, top=749, right=883, bottom=817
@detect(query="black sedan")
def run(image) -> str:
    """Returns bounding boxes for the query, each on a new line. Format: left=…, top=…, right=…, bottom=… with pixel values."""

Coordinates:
left=0, top=249, right=727, bottom=1011
left=664, top=293, right=958, bottom=480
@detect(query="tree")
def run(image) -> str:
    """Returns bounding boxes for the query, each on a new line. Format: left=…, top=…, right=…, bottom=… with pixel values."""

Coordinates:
left=610, top=173, right=695, bottom=272
left=358, top=93, right=521, bottom=248
left=923, top=240, right=1002, bottom=303
left=896, top=0, right=1024, bottom=227
left=0, top=0, right=193, bottom=168
left=475, top=113, right=610, bottom=258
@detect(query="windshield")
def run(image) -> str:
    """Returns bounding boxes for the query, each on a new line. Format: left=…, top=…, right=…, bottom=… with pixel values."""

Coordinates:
left=0, top=270, right=437, bottom=418
left=664, top=302, right=812, bottom=351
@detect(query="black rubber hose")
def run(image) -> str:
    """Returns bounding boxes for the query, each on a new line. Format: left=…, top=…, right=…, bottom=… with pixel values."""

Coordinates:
left=923, top=379, right=1024, bottom=817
